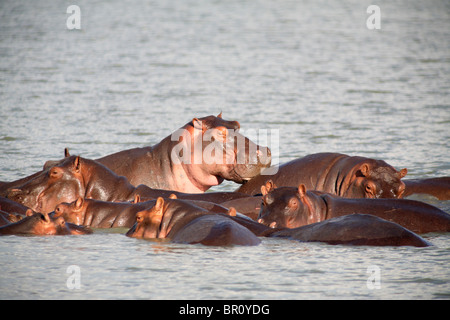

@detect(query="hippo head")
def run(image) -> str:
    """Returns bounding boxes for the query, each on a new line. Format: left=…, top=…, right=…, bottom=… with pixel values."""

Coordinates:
left=257, top=181, right=320, bottom=229
left=171, top=113, right=271, bottom=190
left=12, top=211, right=91, bottom=236
left=7, top=156, right=85, bottom=214
left=344, top=161, right=407, bottom=199
left=51, top=197, right=86, bottom=226
left=126, top=197, right=167, bottom=239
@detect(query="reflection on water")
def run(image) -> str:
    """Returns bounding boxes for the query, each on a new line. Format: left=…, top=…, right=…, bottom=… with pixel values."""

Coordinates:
left=0, top=0, right=449, bottom=299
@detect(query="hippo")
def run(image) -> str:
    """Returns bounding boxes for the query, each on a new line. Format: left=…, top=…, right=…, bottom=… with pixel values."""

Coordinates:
left=51, top=195, right=230, bottom=228
left=403, top=177, right=450, bottom=200
left=7, top=155, right=252, bottom=214
left=237, top=152, right=407, bottom=199
left=256, top=181, right=450, bottom=234
left=126, top=197, right=261, bottom=246
left=96, top=113, right=271, bottom=192
left=269, top=214, right=431, bottom=247
left=0, top=211, right=92, bottom=236
left=124, top=198, right=430, bottom=247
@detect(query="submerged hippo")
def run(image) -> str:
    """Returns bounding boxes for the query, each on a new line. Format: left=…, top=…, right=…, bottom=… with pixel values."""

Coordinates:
left=7, top=155, right=252, bottom=214
left=126, top=197, right=261, bottom=246
left=237, top=153, right=407, bottom=199
left=123, top=198, right=430, bottom=247
left=403, top=177, right=450, bottom=200
left=256, top=181, right=450, bottom=234
left=0, top=211, right=92, bottom=236
left=96, top=113, right=271, bottom=192
left=51, top=195, right=229, bottom=228
left=269, top=214, right=431, bottom=247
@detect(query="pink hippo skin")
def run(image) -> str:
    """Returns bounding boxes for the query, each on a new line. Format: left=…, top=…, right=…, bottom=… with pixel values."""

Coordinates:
left=96, top=113, right=271, bottom=192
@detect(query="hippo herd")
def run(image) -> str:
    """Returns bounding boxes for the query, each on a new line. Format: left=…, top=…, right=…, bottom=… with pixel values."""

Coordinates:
left=1, top=114, right=449, bottom=247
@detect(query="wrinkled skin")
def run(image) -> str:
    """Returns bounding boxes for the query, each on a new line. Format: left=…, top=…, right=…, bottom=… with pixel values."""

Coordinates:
left=126, top=197, right=260, bottom=246
left=97, top=113, right=271, bottom=193
left=237, top=153, right=407, bottom=199
left=257, top=181, right=450, bottom=234
left=0, top=211, right=92, bottom=236
left=51, top=195, right=230, bottom=228
left=7, top=155, right=249, bottom=214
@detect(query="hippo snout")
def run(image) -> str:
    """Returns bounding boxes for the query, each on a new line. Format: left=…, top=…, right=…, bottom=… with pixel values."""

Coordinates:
left=257, top=146, right=272, bottom=167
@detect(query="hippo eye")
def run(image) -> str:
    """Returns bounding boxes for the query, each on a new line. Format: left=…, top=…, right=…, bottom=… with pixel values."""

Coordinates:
left=49, top=168, right=62, bottom=179
left=287, top=197, right=299, bottom=209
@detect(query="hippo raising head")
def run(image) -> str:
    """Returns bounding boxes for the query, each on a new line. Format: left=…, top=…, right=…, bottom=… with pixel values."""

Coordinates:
left=96, top=113, right=272, bottom=193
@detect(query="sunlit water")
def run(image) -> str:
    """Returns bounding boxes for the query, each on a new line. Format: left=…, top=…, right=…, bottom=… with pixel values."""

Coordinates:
left=0, top=0, right=449, bottom=299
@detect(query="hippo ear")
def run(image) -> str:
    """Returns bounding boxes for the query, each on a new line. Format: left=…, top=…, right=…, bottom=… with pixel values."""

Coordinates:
left=151, top=198, right=165, bottom=225
left=64, top=148, right=70, bottom=157
left=192, top=118, right=204, bottom=130
left=398, top=168, right=407, bottom=179
left=297, top=184, right=307, bottom=198
left=155, top=197, right=165, bottom=211
left=75, top=197, right=84, bottom=210
left=169, top=194, right=177, bottom=199
left=26, top=209, right=34, bottom=217
left=261, top=185, right=268, bottom=196
left=217, top=111, right=223, bottom=118
left=359, top=163, right=371, bottom=177
left=73, top=156, right=81, bottom=173
left=263, top=180, right=276, bottom=194
left=133, top=194, right=141, bottom=203
left=227, top=207, right=237, bottom=216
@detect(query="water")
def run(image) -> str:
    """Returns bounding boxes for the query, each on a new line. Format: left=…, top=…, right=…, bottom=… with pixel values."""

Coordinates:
left=0, top=0, right=449, bottom=299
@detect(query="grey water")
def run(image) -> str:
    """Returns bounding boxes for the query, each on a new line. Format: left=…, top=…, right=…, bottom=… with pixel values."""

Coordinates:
left=0, top=0, right=449, bottom=299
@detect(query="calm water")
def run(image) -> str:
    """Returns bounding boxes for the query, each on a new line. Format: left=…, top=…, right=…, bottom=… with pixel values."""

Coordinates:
left=0, top=0, right=449, bottom=299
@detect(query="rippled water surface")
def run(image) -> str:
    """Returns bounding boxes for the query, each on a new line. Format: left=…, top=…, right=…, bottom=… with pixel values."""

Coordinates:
left=0, top=0, right=449, bottom=299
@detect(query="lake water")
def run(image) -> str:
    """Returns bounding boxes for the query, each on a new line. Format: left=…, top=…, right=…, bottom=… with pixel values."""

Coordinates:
left=0, top=0, right=449, bottom=300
